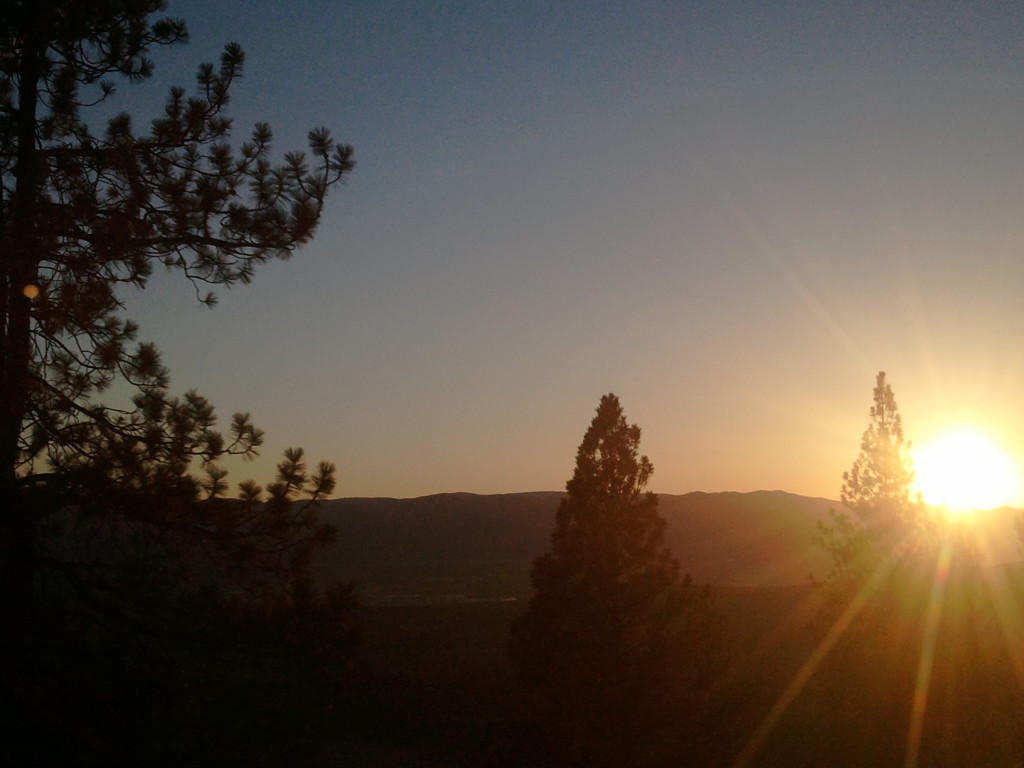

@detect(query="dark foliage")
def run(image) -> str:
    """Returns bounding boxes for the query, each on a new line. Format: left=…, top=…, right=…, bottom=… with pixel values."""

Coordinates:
left=509, top=394, right=729, bottom=767
left=815, top=371, right=933, bottom=583
left=14, top=438, right=360, bottom=764
left=770, top=372, right=1017, bottom=768
left=0, top=2, right=357, bottom=762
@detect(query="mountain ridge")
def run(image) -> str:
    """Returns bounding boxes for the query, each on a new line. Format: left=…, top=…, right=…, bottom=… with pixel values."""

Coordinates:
left=312, top=490, right=1023, bottom=602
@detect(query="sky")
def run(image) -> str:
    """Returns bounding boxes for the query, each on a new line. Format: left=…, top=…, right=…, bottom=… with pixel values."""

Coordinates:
left=116, top=0, right=1024, bottom=501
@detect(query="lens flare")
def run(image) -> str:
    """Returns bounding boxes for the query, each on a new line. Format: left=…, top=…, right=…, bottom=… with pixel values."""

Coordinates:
left=913, top=428, right=1020, bottom=512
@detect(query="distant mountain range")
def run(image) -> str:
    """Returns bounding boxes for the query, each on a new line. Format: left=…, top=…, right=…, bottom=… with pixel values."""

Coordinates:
left=312, top=491, right=1023, bottom=603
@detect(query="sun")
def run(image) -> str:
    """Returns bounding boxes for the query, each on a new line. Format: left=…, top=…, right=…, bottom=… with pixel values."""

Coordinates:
left=912, top=427, right=1020, bottom=512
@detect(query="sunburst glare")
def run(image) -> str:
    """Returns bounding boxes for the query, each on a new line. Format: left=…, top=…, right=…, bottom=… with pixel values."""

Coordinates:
left=912, top=428, right=1020, bottom=512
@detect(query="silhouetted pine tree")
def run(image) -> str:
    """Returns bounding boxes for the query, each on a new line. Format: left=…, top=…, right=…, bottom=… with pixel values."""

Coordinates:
left=800, top=373, right=1007, bottom=768
left=815, top=371, right=931, bottom=582
left=0, top=2, right=356, bottom=761
left=510, top=394, right=728, bottom=767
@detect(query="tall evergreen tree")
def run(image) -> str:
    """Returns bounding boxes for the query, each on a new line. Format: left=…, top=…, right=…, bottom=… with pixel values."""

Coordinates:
left=510, top=394, right=727, bottom=767
left=840, top=371, right=917, bottom=536
left=804, top=378, right=1001, bottom=768
left=816, top=371, right=927, bottom=581
left=0, top=2, right=356, bottom=760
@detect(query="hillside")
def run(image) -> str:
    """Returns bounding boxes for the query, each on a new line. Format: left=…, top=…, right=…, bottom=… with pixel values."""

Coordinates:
left=313, top=491, right=1023, bottom=603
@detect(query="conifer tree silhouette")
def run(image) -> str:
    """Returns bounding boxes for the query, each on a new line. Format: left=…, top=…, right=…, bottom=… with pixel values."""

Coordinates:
left=510, top=394, right=727, bottom=766
left=816, top=371, right=927, bottom=581
left=0, top=3, right=355, bottom=760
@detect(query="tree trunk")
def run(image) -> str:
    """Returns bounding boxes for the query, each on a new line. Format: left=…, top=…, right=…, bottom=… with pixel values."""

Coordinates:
left=0, top=34, right=43, bottom=726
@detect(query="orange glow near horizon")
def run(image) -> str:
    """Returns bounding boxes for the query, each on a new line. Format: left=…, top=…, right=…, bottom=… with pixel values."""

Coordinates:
left=912, top=427, right=1021, bottom=513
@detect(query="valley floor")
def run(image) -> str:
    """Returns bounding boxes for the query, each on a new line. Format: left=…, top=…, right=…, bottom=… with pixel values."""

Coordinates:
left=320, top=576, right=1024, bottom=767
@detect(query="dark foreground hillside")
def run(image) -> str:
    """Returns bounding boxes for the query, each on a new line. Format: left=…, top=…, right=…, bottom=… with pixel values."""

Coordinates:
left=322, top=572, right=1024, bottom=767
left=312, top=492, right=1024, bottom=767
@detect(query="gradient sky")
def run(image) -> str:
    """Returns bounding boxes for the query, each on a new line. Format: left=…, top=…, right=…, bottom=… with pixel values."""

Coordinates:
left=117, top=0, right=1024, bottom=500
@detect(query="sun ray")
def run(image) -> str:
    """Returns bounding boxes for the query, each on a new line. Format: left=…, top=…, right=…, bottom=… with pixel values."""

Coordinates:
left=978, top=563, right=1024, bottom=689
left=902, top=536, right=953, bottom=768
left=731, top=561, right=893, bottom=768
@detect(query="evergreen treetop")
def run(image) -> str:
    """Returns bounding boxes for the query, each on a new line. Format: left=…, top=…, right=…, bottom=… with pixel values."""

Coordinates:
left=510, top=393, right=728, bottom=766
left=535, top=393, right=678, bottom=592
left=816, top=371, right=926, bottom=581
left=841, top=371, right=917, bottom=537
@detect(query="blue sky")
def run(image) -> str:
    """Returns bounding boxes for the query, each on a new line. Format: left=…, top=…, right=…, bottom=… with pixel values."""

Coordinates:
left=118, top=0, right=1024, bottom=499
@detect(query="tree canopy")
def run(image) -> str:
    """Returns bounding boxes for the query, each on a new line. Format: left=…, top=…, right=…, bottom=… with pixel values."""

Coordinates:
left=0, top=0, right=352, bottom=491
left=509, top=394, right=728, bottom=767
left=816, top=371, right=929, bottom=581
left=0, top=2, right=356, bottom=761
